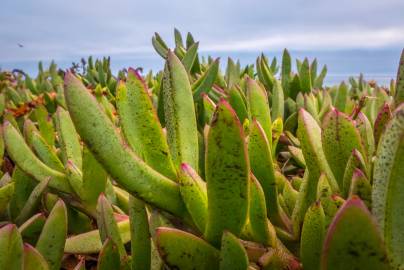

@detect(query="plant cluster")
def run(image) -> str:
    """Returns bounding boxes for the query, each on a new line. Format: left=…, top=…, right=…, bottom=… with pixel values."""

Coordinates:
left=0, top=29, right=403, bottom=270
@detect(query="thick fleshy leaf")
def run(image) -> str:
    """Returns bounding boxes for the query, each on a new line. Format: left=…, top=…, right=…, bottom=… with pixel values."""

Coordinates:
left=219, top=231, right=248, bottom=270
left=228, top=87, right=249, bottom=123
left=182, top=42, right=199, bottom=73
left=299, top=58, right=312, bottom=93
left=322, top=108, right=365, bottom=188
left=55, top=106, right=82, bottom=169
left=374, top=102, right=392, bottom=146
left=156, top=227, right=220, bottom=270
left=281, top=49, right=292, bottom=97
left=349, top=169, right=371, bottom=207
left=3, top=122, right=71, bottom=193
left=292, top=109, right=336, bottom=235
left=64, top=71, right=186, bottom=217
left=247, top=77, right=272, bottom=143
left=355, top=112, right=375, bottom=161
left=282, top=181, right=298, bottom=216
left=15, top=178, right=50, bottom=225
left=65, top=219, right=130, bottom=254
left=321, top=197, right=389, bottom=270
left=163, top=50, right=199, bottom=171
left=179, top=163, right=207, bottom=232
left=81, top=147, right=107, bottom=206
left=204, top=100, right=249, bottom=246
left=116, top=69, right=176, bottom=180
left=129, top=196, right=151, bottom=270
left=248, top=174, right=276, bottom=246
left=342, top=149, right=367, bottom=198
left=394, top=49, right=404, bottom=106
left=192, top=59, right=220, bottom=99
left=372, top=104, right=404, bottom=268
left=31, top=131, right=64, bottom=172
left=97, top=238, right=120, bottom=270
left=0, top=224, right=23, bottom=270
left=96, top=194, right=126, bottom=259
left=271, top=80, right=284, bottom=121
left=199, top=93, right=216, bottom=126
left=0, top=182, right=14, bottom=214
left=36, top=200, right=67, bottom=270
left=248, top=119, right=285, bottom=227
left=23, top=244, right=49, bottom=270
left=151, top=32, right=168, bottom=59
left=333, top=82, right=348, bottom=112
left=18, top=213, right=46, bottom=245
left=300, top=202, right=325, bottom=270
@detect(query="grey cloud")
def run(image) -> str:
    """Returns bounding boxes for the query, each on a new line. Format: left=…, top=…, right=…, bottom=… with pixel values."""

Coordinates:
left=1, top=0, right=403, bottom=61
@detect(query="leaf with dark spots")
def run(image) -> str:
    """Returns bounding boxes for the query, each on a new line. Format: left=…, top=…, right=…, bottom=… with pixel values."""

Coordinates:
left=321, top=197, right=389, bottom=270
left=204, top=100, right=249, bottom=246
left=156, top=227, right=220, bottom=270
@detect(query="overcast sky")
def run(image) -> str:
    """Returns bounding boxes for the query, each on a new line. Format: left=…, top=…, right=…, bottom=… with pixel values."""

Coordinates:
left=1, top=0, right=404, bottom=62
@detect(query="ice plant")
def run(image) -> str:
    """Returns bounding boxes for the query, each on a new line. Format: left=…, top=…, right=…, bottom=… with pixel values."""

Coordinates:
left=0, top=29, right=403, bottom=269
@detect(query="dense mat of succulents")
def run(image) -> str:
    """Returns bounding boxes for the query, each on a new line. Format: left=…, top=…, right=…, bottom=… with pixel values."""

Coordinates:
left=0, top=29, right=403, bottom=269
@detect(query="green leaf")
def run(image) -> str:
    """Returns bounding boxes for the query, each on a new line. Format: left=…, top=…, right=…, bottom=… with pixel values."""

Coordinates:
left=163, top=50, right=199, bottom=171
left=228, top=87, right=249, bottom=123
left=271, top=80, right=284, bottom=121
left=0, top=182, right=14, bottom=215
left=18, top=213, right=46, bottom=245
left=322, top=108, right=365, bottom=189
left=179, top=163, right=208, bottom=233
left=334, top=82, right=348, bottom=112
left=174, top=28, right=184, bottom=48
left=248, top=174, right=276, bottom=246
left=97, top=238, right=121, bottom=270
left=156, top=227, right=220, bottom=270
left=281, top=49, right=292, bottom=96
left=192, top=59, right=219, bottom=100
left=348, top=169, right=371, bottom=208
left=54, top=107, right=82, bottom=169
left=30, top=131, right=64, bottom=172
left=321, top=197, right=389, bottom=270
left=3, top=122, right=72, bottom=193
left=300, top=202, right=325, bottom=270
left=247, top=77, right=272, bottom=143
left=372, top=104, right=404, bottom=268
left=299, top=58, right=312, bottom=93
left=34, top=105, right=55, bottom=146
left=394, top=49, right=404, bottom=106
left=248, top=119, right=286, bottom=228
left=292, top=109, right=337, bottom=236
left=15, top=178, right=50, bottom=225
left=374, top=102, right=392, bottom=146
left=152, top=33, right=169, bottom=59
left=355, top=112, right=375, bottom=162
left=225, top=58, right=239, bottom=89
left=0, top=224, right=23, bottom=270
left=314, top=65, right=327, bottom=89
left=129, top=196, right=151, bottom=270
left=182, top=42, right=199, bottom=73
left=36, top=200, right=67, bottom=270
left=117, top=69, right=176, bottom=180
left=96, top=194, right=126, bottom=259
left=204, top=100, right=249, bottom=246
left=81, top=147, right=107, bottom=206
left=64, top=72, right=186, bottom=217
left=64, top=219, right=130, bottom=254
left=219, top=231, right=248, bottom=270
left=23, top=244, right=49, bottom=270
left=342, top=149, right=367, bottom=198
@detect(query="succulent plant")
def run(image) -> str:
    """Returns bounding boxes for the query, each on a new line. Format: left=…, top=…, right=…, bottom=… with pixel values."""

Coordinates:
left=0, top=29, right=403, bottom=269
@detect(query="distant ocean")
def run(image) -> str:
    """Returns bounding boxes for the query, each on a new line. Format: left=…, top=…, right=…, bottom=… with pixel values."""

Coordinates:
left=0, top=49, right=401, bottom=86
